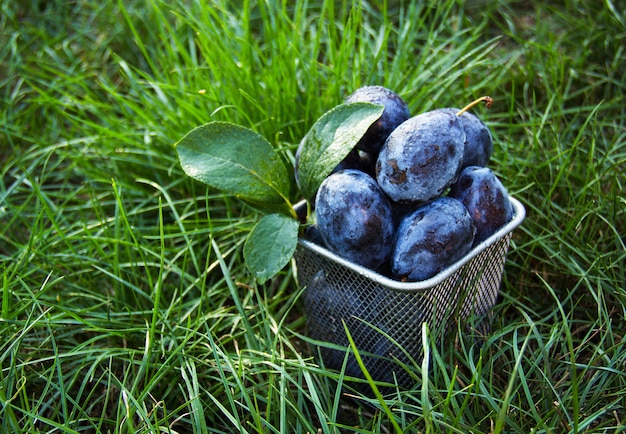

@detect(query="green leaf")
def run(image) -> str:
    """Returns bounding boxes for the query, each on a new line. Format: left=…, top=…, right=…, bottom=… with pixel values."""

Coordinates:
left=175, top=122, right=292, bottom=213
left=243, top=214, right=300, bottom=284
left=296, top=102, right=384, bottom=200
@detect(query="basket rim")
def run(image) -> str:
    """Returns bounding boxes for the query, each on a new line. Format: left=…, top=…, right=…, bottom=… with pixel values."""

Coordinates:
left=297, top=196, right=526, bottom=292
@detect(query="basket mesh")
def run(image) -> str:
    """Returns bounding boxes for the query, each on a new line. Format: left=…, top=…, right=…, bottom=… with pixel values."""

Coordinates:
left=295, top=231, right=514, bottom=390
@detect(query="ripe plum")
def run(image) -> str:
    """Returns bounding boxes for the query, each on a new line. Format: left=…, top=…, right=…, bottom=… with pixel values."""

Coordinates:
left=391, top=197, right=475, bottom=281
left=345, top=85, right=410, bottom=154
left=448, top=166, right=513, bottom=245
left=315, top=169, right=395, bottom=271
left=376, top=109, right=465, bottom=204
left=441, top=108, right=493, bottom=168
left=303, top=270, right=390, bottom=380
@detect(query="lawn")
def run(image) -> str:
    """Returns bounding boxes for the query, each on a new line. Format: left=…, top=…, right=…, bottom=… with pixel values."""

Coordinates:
left=1, top=0, right=625, bottom=432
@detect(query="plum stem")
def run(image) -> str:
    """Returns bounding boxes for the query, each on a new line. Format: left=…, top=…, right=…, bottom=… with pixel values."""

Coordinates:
left=456, top=96, right=493, bottom=116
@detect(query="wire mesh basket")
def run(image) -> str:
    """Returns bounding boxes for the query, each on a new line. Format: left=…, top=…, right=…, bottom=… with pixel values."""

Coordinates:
left=294, top=196, right=525, bottom=391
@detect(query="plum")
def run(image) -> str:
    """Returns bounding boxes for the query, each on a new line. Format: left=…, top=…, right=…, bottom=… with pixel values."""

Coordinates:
left=373, top=290, right=425, bottom=367
left=376, top=109, right=466, bottom=204
left=345, top=85, right=411, bottom=154
left=441, top=108, right=493, bottom=168
left=315, top=169, right=395, bottom=271
left=302, top=271, right=389, bottom=379
left=448, top=166, right=514, bottom=245
left=391, top=197, right=476, bottom=281
left=303, top=270, right=371, bottom=346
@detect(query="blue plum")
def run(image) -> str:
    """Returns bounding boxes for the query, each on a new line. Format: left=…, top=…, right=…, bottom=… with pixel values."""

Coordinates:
left=441, top=108, right=493, bottom=168
left=303, top=270, right=371, bottom=348
left=302, top=271, right=390, bottom=380
left=345, top=85, right=411, bottom=154
left=315, top=169, right=395, bottom=271
left=448, top=166, right=514, bottom=245
left=392, top=197, right=476, bottom=281
left=376, top=109, right=466, bottom=204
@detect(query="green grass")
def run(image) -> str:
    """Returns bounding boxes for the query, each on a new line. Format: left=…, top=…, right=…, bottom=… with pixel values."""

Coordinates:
left=1, top=0, right=625, bottom=432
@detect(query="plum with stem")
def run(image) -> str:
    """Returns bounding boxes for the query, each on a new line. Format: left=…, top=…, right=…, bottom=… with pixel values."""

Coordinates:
left=376, top=109, right=466, bottom=204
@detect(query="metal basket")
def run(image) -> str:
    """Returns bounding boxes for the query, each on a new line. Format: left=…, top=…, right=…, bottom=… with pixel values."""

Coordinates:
left=294, top=196, right=525, bottom=391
